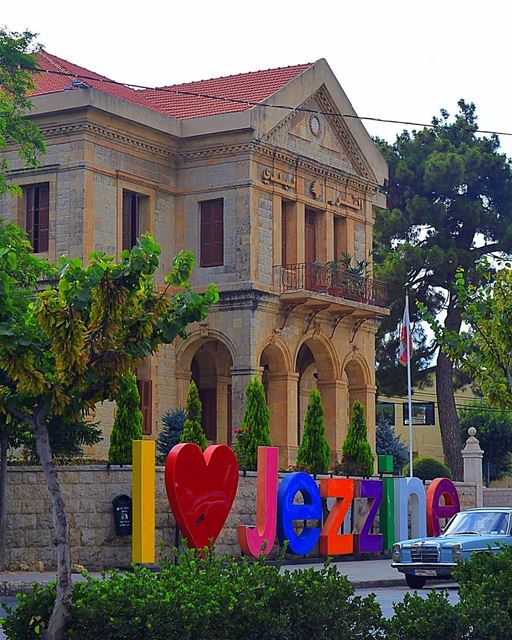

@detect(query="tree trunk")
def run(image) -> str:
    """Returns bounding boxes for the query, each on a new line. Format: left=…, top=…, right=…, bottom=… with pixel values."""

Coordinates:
left=33, top=410, right=72, bottom=640
left=0, top=429, right=8, bottom=570
left=435, top=302, right=464, bottom=481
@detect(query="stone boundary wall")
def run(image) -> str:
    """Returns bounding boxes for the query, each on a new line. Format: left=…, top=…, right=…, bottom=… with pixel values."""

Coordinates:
left=4, top=466, right=478, bottom=571
left=483, top=487, right=512, bottom=507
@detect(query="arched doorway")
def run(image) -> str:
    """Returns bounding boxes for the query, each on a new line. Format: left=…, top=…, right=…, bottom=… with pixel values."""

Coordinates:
left=342, top=356, right=375, bottom=455
left=177, top=337, right=234, bottom=445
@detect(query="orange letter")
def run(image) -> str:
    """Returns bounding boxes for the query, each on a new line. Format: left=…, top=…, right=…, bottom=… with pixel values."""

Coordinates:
left=320, top=478, right=354, bottom=555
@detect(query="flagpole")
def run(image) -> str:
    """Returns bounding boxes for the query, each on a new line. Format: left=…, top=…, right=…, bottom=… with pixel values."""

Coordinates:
left=405, top=293, right=414, bottom=478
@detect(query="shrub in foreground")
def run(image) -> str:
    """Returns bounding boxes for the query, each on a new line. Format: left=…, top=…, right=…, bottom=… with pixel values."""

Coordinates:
left=1, top=550, right=384, bottom=640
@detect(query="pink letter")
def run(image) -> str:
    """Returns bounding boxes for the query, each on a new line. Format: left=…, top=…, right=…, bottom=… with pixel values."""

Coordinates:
left=238, top=446, right=279, bottom=556
left=426, top=477, right=460, bottom=536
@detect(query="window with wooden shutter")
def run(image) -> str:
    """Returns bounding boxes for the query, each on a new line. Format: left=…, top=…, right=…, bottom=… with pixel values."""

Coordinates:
left=200, top=199, right=223, bottom=267
left=122, top=190, right=140, bottom=251
left=24, top=183, right=49, bottom=253
left=137, top=379, right=153, bottom=435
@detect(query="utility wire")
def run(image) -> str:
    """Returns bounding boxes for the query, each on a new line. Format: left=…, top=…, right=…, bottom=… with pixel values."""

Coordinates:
left=29, top=66, right=512, bottom=138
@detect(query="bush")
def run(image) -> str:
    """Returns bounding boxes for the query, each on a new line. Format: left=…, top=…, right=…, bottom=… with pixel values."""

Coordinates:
left=402, top=456, right=452, bottom=480
left=376, top=417, right=408, bottom=475
left=339, top=401, right=374, bottom=477
left=235, top=377, right=271, bottom=470
left=386, top=590, right=466, bottom=640
left=296, top=387, right=330, bottom=474
left=1, top=551, right=384, bottom=640
left=179, top=381, right=208, bottom=451
left=156, top=408, right=186, bottom=464
left=108, top=376, right=143, bottom=464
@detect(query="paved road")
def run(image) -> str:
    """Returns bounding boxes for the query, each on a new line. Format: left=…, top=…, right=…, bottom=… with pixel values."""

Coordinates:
left=355, top=584, right=459, bottom=618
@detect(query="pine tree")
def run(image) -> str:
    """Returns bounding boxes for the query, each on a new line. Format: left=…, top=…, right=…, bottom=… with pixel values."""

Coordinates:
left=180, top=381, right=208, bottom=451
left=297, top=387, right=330, bottom=474
left=340, top=401, right=374, bottom=477
left=376, top=417, right=408, bottom=474
left=235, top=377, right=271, bottom=470
left=157, top=408, right=186, bottom=463
left=108, top=376, right=143, bottom=464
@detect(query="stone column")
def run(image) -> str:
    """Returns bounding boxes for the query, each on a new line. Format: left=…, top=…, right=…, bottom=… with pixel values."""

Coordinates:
left=317, top=379, right=345, bottom=462
left=267, top=371, right=299, bottom=468
left=462, top=427, right=484, bottom=507
left=216, top=375, right=231, bottom=445
left=229, top=367, right=261, bottom=434
left=175, top=368, right=192, bottom=408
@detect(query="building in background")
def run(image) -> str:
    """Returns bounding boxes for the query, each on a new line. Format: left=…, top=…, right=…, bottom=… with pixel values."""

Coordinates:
left=377, top=367, right=480, bottom=462
left=1, top=52, right=388, bottom=465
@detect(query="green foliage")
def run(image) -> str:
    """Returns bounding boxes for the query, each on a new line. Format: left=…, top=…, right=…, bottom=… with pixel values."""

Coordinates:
left=108, top=376, right=143, bottom=464
left=296, top=387, right=330, bottom=474
left=235, top=377, right=271, bottom=470
left=385, top=590, right=466, bottom=640
left=339, top=401, right=374, bottom=477
left=1, top=550, right=384, bottom=640
left=455, top=544, right=512, bottom=640
left=0, top=28, right=46, bottom=196
left=421, top=263, right=512, bottom=410
left=376, top=416, right=408, bottom=475
left=402, top=456, right=452, bottom=480
left=179, top=381, right=207, bottom=451
left=14, top=414, right=102, bottom=464
left=157, top=408, right=186, bottom=463
left=459, top=400, right=512, bottom=480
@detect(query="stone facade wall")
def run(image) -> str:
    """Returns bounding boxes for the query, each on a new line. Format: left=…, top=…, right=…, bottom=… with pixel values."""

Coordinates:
left=5, top=466, right=479, bottom=571
left=483, top=487, right=512, bottom=507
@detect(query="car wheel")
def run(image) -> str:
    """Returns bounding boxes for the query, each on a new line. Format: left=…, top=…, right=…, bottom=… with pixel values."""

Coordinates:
left=405, top=574, right=427, bottom=589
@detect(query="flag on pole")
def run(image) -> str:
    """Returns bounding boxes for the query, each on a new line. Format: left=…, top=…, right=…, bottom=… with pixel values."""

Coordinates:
left=399, top=302, right=413, bottom=366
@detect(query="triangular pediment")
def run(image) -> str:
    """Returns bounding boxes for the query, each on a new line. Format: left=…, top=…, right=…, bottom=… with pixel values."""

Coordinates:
left=263, top=88, right=375, bottom=181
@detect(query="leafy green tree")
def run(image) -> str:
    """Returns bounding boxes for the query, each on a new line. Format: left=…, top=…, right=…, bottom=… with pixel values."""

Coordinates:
left=340, top=401, right=374, bottom=477
left=14, top=414, right=102, bottom=464
left=376, top=417, right=408, bottom=475
left=296, top=387, right=330, bottom=473
left=108, top=376, right=143, bottom=464
left=374, top=100, right=512, bottom=479
left=235, top=377, right=271, bottom=470
left=0, top=28, right=45, bottom=195
left=157, top=408, right=185, bottom=464
left=180, top=381, right=208, bottom=451
left=403, top=456, right=453, bottom=480
left=0, top=233, right=217, bottom=640
left=459, top=400, right=512, bottom=481
left=0, top=28, right=47, bottom=571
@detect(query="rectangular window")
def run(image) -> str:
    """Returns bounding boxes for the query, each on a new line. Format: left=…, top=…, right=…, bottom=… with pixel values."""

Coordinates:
left=200, top=199, right=224, bottom=267
left=24, top=183, right=49, bottom=253
left=122, top=190, right=141, bottom=251
left=376, top=401, right=395, bottom=426
left=137, top=379, right=153, bottom=436
left=403, top=402, right=435, bottom=425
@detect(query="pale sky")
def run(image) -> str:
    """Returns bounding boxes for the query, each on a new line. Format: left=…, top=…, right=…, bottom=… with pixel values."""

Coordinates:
left=3, top=0, right=512, bottom=154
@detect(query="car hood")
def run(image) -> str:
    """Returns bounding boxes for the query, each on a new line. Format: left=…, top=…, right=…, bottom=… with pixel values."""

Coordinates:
left=399, top=534, right=507, bottom=548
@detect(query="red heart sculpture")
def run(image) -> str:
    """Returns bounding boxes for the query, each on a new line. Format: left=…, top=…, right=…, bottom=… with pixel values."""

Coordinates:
left=165, top=443, right=239, bottom=549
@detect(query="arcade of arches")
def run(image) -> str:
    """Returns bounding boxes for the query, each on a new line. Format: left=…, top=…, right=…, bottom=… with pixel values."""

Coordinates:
left=176, top=330, right=376, bottom=468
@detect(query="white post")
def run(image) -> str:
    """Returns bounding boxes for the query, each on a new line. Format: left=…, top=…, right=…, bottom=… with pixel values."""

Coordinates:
left=405, top=294, right=413, bottom=477
left=462, top=427, right=484, bottom=507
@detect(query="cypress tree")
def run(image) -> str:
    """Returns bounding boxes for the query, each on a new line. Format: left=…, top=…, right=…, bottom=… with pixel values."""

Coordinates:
left=236, top=377, right=271, bottom=470
left=108, top=376, right=143, bottom=464
left=157, top=408, right=186, bottom=463
left=180, top=381, right=208, bottom=451
left=341, top=401, right=374, bottom=477
left=297, top=387, right=330, bottom=473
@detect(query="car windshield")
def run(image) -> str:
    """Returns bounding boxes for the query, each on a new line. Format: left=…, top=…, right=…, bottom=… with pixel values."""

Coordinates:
left=443, top=511, right=510, bottom=536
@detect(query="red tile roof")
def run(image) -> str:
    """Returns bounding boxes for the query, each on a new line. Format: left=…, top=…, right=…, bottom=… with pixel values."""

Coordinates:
left=31, top=52, right=313, bottom=120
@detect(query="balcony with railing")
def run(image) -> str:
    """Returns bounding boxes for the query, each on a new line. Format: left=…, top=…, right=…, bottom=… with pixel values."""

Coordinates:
left=273, top=262, right=388, bottom=313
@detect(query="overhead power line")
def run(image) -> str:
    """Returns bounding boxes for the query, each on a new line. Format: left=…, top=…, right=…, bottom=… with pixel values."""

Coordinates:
left=29, top=66, right=512, bottom=139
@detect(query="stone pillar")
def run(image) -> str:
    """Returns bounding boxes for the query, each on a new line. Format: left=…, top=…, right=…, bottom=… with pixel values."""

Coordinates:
left=317, top=379, right=345, bottom=462
left=296, top=201, right=306, bottom=264
left=462, top=427, right=484, bottom=507
left=175, top=368, right=192, bottom=408
left=229, top=367, right=261, bottom=434
left=267, top=372, right=299, bottom=468
left=216, top=375, right=230, bottom=445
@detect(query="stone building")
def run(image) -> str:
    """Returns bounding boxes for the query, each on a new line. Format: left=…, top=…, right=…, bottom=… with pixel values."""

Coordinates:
left=1, top=52, right=388, bottom=465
